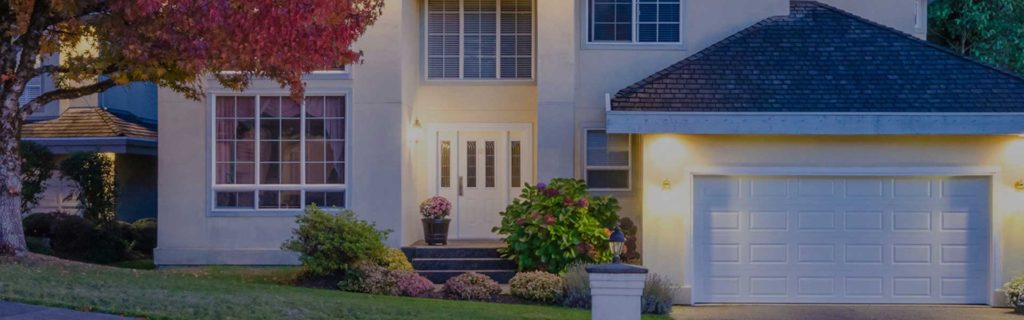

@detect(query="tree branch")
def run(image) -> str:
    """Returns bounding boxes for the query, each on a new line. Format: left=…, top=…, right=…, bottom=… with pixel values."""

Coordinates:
left=21, top=78, right=116, bottom=115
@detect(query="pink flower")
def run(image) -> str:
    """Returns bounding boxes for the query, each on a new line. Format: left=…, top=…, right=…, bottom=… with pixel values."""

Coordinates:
left=420, top=196, right=452, bottom=219
left=563, top=197, right=575, bottom=207
left=544, top=215, right=556, bottom=225
left=576, top=198, right=589, bottom=208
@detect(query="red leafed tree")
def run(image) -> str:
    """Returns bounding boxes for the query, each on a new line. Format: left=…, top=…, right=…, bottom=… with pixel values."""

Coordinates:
left=0, top=0, right=384, bottom=255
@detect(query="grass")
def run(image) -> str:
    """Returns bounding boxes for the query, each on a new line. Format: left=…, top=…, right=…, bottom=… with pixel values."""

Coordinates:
left=0, top=255, right=669, bottom=320
left=108, top=259, right=156, bottom=270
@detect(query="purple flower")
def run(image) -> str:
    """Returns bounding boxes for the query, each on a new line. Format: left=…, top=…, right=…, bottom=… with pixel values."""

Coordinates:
left=544, top=188, right=560, bottom=197
left=576, top=198, right=589, bottom=208
left=535, top=182, right=547, bottom=190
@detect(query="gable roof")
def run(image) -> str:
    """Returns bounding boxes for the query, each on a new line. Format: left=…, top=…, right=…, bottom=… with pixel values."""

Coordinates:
left=22, top=106, right=157, bottom=139
left=611, top=1, right=1024, bottom=112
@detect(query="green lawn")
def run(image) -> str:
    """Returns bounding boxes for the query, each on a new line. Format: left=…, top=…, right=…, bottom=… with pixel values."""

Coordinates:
left=0, top=255, right=668, bottom=320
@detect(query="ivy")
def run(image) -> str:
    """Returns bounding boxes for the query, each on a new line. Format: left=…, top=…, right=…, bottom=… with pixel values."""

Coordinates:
left=59, top=153, right=118, bottom=224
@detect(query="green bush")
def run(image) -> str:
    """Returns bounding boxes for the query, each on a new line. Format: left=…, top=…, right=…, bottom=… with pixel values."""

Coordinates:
left=25, top=236, right=53, bottom=255
left=131, top=218, right=158, bottom=255
left=22, top=212, right=63, bottom=238
left=338, top=261, right=401, bottom=295
left=642, top=274, right=675, bottom=315
left=19, top=141, right=55, bottom=213
left=493, top=179, right=620, bottom=273
left=373, top=247, right=413, bottom=271
left=560, top=263, right=591, bottom=309
left=49, top=215, right=130, bottom=264
left=59, top=152, right=118, bottom=224
left=282, top=206, right=391, bottom=275
left=1004, top=276, right=1024, bottom=313
left=510, top=271, right=564, bottom=303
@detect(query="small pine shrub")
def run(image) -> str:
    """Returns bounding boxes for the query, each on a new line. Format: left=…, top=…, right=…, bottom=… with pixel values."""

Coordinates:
left=374, top=247, right=413, bottom=271
left=282, top=206, right=391, bottom=275
left=394, top=270, right=435, bottom=297
left=48, top=215, right=131, bottom=264
left=443, top=272, right=501, bottom=301
left=510, top=271, right=564, bottom=303
left=560, top=263, right=591, bottom=309
left=642, top=274, right=675, bottom=315
left=131, top=218, right=158, bottom=255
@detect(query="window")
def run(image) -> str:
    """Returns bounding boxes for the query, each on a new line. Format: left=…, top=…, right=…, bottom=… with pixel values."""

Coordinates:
left=18, top=77, right=42, bottom=105
left=585, top=129, right=630, bottom=190
left=426, top=0, right=533, bottom=80
left=589, top=0, right=681, bottom=44
left=213, top=95, right=347, bottom=211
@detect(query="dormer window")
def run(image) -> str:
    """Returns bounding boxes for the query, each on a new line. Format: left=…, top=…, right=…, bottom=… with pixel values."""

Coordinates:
left=425, top=0, right=534, bottom=80
left=588, top=0, right=681, bottom=44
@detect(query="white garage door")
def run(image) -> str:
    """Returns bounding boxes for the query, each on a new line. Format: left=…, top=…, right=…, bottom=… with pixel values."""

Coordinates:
left=693, top=176, right=990, bottom=304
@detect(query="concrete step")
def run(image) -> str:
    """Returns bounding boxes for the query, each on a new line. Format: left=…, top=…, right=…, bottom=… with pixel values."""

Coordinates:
left=402, top=246, right=503, bottom=259
left=411, top=258, right=517, bottom=271
left=416, top=270, right=517, bottom=284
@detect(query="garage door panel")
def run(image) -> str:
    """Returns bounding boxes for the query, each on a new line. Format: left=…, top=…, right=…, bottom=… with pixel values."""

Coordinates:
left=694, top=175, right=990, bottom=304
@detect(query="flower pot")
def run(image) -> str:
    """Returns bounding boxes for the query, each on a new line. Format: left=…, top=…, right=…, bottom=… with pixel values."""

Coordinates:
left=1016, top=304, right=1024, bottom=315
left=422, top=218, right=450, bottom=246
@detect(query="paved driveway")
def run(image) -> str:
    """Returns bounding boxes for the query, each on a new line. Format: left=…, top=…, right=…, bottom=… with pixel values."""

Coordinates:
left=0, top=301, right=129, bottom=320
left=673, top=305, right=1022, bottom=320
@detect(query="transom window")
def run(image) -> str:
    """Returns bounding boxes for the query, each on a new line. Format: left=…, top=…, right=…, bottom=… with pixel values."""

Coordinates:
left=584, top=129, right=631, bottom=190
left=213, top=95, right=346, bottom=211
left=588, top=0, right=681, bottom=44
left=426, top=0, right=534, bottom=80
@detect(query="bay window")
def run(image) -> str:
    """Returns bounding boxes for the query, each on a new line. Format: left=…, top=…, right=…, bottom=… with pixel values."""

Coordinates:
left=213, top=95, right=346, bottom=211
left=425, top=0, right=534, bottom=80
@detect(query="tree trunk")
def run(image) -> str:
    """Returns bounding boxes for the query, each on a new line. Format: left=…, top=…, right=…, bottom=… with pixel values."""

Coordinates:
left=0, top=98, right=26, bottom=256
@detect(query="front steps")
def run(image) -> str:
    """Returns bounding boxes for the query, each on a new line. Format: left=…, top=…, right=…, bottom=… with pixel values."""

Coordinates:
left=401, top=241, right=517, bottom=284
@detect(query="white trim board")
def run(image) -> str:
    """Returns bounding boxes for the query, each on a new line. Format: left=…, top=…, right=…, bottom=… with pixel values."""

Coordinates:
left=606, top=112, right=1024, bottom=135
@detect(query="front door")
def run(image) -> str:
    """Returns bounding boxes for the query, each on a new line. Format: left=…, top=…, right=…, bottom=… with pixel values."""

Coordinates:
left=433, top=127, right=531, bottom=239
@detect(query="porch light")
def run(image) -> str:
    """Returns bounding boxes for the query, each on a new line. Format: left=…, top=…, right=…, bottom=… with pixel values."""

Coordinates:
left=408, top=118, right=424, bottom=143
left=661, top=179, right=672, bottom=191
left=609, top=227, right=626, bottom=264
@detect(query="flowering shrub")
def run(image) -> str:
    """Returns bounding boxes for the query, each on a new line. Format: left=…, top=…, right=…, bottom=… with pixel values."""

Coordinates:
left=338, top=261, right=400, bottom=295
left=561, top=263, right=591, bottom=309
left=443, top=272, right=501, bottom=301
left=642, top=274, right=675, bottom=315
left=374, top=247, right=413, bottom=271
left=1005, top=276, right=1024, bottom=313
left=493, top=178, right=620, bottom=273
left=420, top=196, right=452, bottom=219
left=395, top=270, right=436, bottom=297
left=510, top=271, right=564, bottom=303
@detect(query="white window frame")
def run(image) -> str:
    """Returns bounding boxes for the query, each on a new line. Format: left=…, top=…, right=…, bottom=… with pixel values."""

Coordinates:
left=584, top=0, right=684, bottom=46
left=422, top=0, right=537, bottom=81
left=583, top=128, right=632, bottom=191
left=208, top=93, right=352, bottom=216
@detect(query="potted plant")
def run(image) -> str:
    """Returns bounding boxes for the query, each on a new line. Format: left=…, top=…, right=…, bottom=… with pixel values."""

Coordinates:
left=420, top=196, right=452, bottom=245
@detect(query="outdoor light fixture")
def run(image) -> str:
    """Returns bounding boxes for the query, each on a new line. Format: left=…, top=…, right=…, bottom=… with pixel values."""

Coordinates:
left=609, top=227, right=626, bottom=264
left=408, top=118, right=423, bottom=143
left=1016, top=180, right=1024, bottom=191
left=661, top=179, right=672, bottom=191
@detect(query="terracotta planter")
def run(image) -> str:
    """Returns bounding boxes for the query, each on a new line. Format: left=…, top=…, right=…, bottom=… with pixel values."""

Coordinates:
left=422, top=218, right=450, bottom=246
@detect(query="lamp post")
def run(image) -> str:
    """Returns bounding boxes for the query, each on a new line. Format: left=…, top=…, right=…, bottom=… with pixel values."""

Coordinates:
left=609, top=227, right=625, bottom=264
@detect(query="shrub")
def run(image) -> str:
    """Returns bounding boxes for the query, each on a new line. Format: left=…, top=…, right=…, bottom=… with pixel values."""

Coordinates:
left=338, top=261, right=400, bottom=295
left=510, top=271, right=564, bottom=303
left=22, top=212, right=63, bottom=238
left=19, top=141, right=55, bottom=213
left=493, top=178, right=621, bottom=273
left=49, top=215, right=130, bottom=264
left=60, top=152, right=118, bottom=224
left=642, top=274, right=675, bottom=315
left=25, top=237, right=53, bottom=255
left=394, top=270, right=435, bottom=297
left=443, top=272, right=501, bottom=301
left=561, top=263, right=591, bottom=309
left=1004, top=276, right=1024, bottom=312
left=131, top=218, right=158, bottom=255
left=282, top=206, right=391, bottom=275
left=374, top=247, right=413, bottom=271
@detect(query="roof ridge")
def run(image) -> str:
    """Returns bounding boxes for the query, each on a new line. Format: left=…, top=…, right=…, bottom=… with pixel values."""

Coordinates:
left=795, top=0, right=1024, bottom=83
left=92, top=107, right=126, bottom=137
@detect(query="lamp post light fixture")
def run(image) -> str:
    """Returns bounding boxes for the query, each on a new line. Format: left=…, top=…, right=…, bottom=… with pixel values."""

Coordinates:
left=610, top=227, right=626, bottom=264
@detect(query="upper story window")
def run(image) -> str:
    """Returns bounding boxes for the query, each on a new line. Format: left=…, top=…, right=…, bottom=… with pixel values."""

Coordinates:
left=425, top=0, right=534, bottom=80
left=584, top=129, right=631, bottom=191
left=18, top=77, right=42, bottom=105
left=212, top=95, right=347, bottom=212
left=588, top=0, right=681, bottom=44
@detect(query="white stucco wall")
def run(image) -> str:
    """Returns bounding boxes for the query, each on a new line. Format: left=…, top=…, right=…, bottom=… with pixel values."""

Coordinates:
left=640, top=134, right=1024, bottom=305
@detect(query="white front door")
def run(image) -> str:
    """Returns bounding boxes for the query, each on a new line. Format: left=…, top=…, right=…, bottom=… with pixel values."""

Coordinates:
left=433, top=127, right=531, bottom=239
left=693, top=175, right=991, bottom=304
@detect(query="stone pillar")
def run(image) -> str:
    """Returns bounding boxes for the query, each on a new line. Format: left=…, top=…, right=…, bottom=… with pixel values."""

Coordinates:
left=586, top=263, right=648, bottom=320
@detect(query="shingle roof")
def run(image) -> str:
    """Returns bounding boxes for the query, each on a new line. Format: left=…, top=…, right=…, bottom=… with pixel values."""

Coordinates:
left=611, top=1, right=1024, bottom=112
left=22, top=107, right=157, bottom=139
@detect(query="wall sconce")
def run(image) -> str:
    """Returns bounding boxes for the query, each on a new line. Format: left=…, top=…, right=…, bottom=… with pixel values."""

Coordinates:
left=661, top=179, right=672, bottom=191
left=1015, top=180, right=1024, bottom=191
left=408, top=118, right=423, bottom=144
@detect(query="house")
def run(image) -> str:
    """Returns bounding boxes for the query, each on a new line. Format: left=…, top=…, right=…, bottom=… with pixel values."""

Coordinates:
left=20, top=80, right=159, bottom=222
left=155, top=0, right=1024, bottom=306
